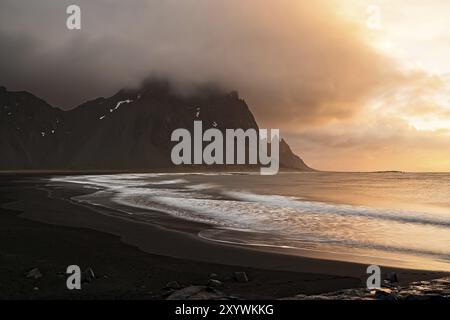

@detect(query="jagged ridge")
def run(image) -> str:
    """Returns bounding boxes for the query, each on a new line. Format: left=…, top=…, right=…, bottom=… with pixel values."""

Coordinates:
left=0, top=82, right=312, bottom=171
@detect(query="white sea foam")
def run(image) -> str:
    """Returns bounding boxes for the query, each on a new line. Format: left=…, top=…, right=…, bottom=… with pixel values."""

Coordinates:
left=186, top=183, right=218, bottom=190
left=147, top=179, right=188, bottom=185
left=223, top=190, right=450, bottom=228
left=49, top=174, right=450, bottom=266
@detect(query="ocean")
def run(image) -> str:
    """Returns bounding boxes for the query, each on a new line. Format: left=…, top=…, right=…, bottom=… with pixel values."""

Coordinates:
left=50, top=172, right=450, bottom=272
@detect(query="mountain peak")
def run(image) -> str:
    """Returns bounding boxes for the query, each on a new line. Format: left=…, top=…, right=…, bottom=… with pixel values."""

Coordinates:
left=0, top=83, right=312, bottom=172
left=122, top=79, right=241, bottom=102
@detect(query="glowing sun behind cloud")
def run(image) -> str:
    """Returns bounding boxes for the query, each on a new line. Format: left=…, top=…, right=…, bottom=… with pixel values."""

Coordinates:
left=288, top=0, right=450, bottom=172
left=0, top=0, right=449, bottom=172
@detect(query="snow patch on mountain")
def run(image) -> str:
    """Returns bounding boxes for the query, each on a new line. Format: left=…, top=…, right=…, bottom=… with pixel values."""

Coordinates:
left=114, top=99, right=133, bottom=110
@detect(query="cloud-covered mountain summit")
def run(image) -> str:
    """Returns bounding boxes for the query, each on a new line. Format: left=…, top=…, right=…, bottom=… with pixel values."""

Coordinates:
left=0, top=82, right=311, bottom=171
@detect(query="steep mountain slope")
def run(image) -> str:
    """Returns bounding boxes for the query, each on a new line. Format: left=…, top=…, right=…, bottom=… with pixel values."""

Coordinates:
left=0, top=82, right=312, bottom=171
left=0, top=86, right=66, bottom=169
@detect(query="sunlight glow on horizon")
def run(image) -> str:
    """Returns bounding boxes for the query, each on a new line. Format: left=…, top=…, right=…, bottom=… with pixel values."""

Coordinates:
left=293, top=0, right=450, bottom=172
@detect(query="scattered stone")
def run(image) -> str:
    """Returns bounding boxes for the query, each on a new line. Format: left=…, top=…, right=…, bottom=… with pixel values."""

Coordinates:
left=167, top=286, right=205, bottom=300
left=234, top=272, right=249, bottom=283
left=208, top=279, right=222, bottom=288
left=386, top=272, right=399, bottom=283
left=281, top=276, right=450, bottom=300
left=382, top=280, right=398, bottom=289
left=282, top=294, right=334, bottom=300
left=209, top=273, right=219, bottom=279
left=81, top=268, right=95, bottom=283
left=33, top=287, right=39, bottom=291
left=26, top=268, right=43, bottom=280
left=165, top=281, right=181, bottom=290
left=166, top=286, right=236, bottom=300
left=375, top=289, right=397, bottom=300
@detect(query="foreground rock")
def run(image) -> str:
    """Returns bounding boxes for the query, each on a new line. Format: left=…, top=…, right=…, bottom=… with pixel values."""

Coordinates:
left=81, top=268, right=95, bottom=284
left=166, top=286, right=237, bottom=300
left=386, top=272, right=399, bottom=283
left=25, top=268, right=42, bottom=280
left=207, top=279, right=222, bottom=288
left=165, top=281, right=181, bottom=290
left=234, top=272, right=249, bottom=283
left=282, top=277, right=450, bottom=300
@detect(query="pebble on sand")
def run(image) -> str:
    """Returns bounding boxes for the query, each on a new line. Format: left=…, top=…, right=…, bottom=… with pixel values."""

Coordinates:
left=26, top=268, right=43, bottom=280
left=234, top=271, right=249, bottom=283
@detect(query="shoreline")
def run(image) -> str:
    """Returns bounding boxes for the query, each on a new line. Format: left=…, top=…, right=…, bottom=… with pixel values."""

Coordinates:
left=47, top=174, right=450, bottom=272
left=0, top=175, right=448, bottom=299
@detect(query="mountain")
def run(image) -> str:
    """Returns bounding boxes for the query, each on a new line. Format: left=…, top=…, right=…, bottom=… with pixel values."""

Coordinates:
left=0, top=82, right=312, bottom=171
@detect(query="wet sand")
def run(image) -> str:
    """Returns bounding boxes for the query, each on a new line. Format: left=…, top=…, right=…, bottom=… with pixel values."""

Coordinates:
left=0, top=175, right=447, bottom=299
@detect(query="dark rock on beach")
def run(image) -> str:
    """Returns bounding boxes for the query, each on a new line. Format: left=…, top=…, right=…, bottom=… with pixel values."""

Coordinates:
left=166, top=286, right=237, bottom=300
left=386, top=272, right=399, bottom=283
left=207, top=279, right=223, bottom=288
left=234, top=271, right=249, bottom=283
left=26, top=268, right=43, bottom=280
left=165, top=281, right=181, bottom=290
left=81, top=268, right=95, bottom=284
left=283, top=277, right=450, bottom=300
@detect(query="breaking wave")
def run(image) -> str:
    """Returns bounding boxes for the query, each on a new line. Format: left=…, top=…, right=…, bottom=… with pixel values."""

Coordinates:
left=50, top=173, right=450, bottom=269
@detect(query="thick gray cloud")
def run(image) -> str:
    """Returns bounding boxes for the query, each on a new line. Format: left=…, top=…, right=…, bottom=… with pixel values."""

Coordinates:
left=0, top=0, right=397, bottom=128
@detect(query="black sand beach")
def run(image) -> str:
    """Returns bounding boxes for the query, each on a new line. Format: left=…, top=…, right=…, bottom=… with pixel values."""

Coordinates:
left=0, top=175, right=447, bottom=300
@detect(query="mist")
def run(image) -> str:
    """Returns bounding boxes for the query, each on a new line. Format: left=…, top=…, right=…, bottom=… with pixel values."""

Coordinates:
left=0, top=0, right=399, bottom=129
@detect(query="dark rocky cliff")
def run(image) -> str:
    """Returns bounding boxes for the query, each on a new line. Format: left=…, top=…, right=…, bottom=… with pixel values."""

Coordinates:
left=0, top=82, right=312, bottom=171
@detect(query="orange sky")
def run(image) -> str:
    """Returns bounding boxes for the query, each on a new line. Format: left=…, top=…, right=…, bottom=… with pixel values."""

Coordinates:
left=1, top=0, right=449, bottom=172
left=281, top=0, right=450, bottom=172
